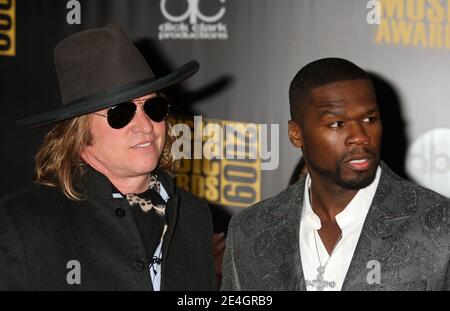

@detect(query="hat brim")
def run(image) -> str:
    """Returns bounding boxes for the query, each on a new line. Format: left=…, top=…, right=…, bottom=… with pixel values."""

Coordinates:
left=16, top=60, right=199, bottom=129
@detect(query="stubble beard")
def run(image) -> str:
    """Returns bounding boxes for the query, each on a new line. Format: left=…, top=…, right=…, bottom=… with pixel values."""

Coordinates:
left=305, top=152, right=379, bottom=190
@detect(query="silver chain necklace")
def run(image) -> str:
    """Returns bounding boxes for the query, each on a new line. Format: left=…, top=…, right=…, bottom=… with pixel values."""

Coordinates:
left=305, top=187, right=342, bottom=291
left=313, top=230, right=342, bottom=270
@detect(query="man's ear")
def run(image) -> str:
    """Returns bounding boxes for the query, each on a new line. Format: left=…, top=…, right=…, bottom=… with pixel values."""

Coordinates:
left=288, top=120, right=303, bottom=148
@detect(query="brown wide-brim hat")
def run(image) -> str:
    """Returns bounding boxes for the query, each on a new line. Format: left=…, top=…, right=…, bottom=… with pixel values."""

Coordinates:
left=16, top=24, right=199, bottom=129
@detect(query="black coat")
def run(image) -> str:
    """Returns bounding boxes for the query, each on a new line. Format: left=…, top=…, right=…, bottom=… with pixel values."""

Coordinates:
left=0, top=167, right=216, bottom=290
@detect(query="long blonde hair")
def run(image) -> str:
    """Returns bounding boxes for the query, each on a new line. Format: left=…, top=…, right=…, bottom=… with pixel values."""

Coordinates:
left=34, top=115, right=177, bottom=201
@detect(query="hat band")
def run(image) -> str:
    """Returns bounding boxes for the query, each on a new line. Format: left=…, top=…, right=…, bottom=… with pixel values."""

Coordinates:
left=65, top=76, right=157, bottom=107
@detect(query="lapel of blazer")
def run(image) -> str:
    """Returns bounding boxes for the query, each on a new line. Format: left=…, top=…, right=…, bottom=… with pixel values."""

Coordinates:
left=341, top=162, right=417, bottom=290
left=255, top=176, right=307, bottom=290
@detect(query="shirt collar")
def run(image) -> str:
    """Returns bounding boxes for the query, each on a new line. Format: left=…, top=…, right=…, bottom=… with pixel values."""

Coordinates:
left=301, top=174, right=321, bottom=231
left=301, top=166, right=382, bottom=234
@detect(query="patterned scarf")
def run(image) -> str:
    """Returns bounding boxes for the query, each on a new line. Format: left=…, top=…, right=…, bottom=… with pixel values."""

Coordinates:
left=125, top=175, right=165, bottom=216
left=124, top=174, right=168, bottom=241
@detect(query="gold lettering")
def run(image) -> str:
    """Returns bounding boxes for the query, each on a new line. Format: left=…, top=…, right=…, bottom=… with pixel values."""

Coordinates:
left=412, top=22, right=427, bottom=46
left=448, top=0, right=450, bottom=24
left=392, top=19, right=414, bottom=44
left=176, top=158, right=191, bottom=173
left=376, top=19, right=392, bottom=43
left=445, top=23, right=450, bottom=48
left=380, top=0, right=404, bottom=19
left=427, top=0, right=445, bottom=22
left=191, top=175, right=204, bottom=197
left=407, top=0, right=425, bottom=21
left=0, top=0, right=15, bottom=56
left=205, top=176, right=219, bottom=201
left=203, top=160, right=220, bottom=176
left=429, top=22, right=443, bottom=47
left=176, top=174, right=190, bottom=192
left=192, top=159, right=202, bottom=174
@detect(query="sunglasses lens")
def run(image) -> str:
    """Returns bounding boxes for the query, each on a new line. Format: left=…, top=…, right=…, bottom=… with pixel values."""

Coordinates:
left=107, top=102, right=136, bottom=129
left=144, top=97, right=169, bottom=122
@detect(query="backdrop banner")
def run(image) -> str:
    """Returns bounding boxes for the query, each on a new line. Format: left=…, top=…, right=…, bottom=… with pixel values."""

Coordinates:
left=1, top=1, right=449, bottom=232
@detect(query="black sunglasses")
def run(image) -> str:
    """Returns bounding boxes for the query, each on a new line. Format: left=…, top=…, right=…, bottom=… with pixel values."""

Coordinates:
left=94, top=96, right=170, bottom=129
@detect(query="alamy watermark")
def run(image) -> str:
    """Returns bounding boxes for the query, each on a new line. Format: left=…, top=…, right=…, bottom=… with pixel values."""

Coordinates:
left=170, top=116, right=279, bottom=171
left=66, top=0, right=81, bottom=25
left=66, top=259, right=81, bottom=285
left=366, top=260, right=381, bottom=285
left=366, top=0, right=381, bottom=25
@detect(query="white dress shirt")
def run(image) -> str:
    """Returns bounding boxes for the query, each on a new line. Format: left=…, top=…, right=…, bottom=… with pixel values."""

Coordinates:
left=300, top=166, right=381, bottom=291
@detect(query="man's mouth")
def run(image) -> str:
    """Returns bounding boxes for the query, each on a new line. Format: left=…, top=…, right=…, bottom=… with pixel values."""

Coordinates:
left=131, top=141, right=153, bottom=149
left=346, top=157, right=372, bottom=171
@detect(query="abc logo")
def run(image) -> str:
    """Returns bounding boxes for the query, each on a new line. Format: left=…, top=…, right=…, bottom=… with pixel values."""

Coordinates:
left=160, top=0, right=226, bottom=24
left=405, top=128, right=450, bottom=197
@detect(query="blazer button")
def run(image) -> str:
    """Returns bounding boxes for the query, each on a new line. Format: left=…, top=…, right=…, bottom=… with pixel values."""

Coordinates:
left=134, top=260, right=146, bottom=271
left=115, top=208, right=126, bottom=217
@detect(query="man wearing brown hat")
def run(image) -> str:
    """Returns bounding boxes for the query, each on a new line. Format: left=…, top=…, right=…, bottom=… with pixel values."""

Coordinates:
left=0, top=24, right=216, bottom=290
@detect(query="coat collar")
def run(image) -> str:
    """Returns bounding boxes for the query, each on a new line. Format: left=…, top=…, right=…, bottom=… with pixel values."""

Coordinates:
left=75, top=164, right=176, bottom=199
left=253, top=175, right=307, bottom=290
left=341, top=161, right=417, bottom=290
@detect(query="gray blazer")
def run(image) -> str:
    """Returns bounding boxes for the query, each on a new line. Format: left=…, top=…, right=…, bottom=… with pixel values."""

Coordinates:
left=221, top=162, right=450, bottom=290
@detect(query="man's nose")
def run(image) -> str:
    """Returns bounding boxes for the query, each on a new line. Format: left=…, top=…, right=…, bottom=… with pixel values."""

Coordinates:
left=130, top=106, right=153, bottom=133
left=346, top=122, right=370, bottom=146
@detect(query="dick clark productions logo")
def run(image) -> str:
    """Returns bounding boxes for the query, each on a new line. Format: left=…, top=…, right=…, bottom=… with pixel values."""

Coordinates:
left=158, top=0, right=228, bottom=40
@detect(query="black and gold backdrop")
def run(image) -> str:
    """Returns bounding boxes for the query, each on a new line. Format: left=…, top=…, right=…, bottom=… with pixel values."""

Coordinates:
left=1, top=0, right=449, bottom=231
